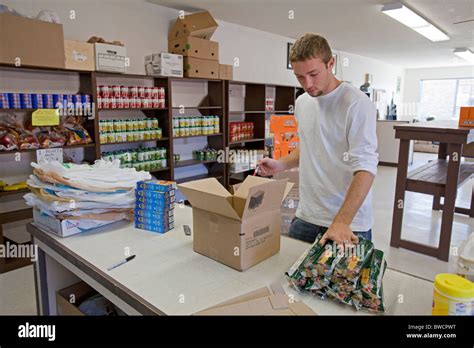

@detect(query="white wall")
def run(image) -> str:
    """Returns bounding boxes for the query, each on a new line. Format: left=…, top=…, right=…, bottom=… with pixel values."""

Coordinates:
left=4, top=0, right=403, bottom=94
left=1, top=0, right=405, bottom=183
left=403, top=66, right=474, bottom=103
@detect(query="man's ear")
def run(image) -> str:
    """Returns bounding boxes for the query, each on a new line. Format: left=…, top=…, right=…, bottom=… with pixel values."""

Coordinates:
left=327, top=57, right=335, bottom=72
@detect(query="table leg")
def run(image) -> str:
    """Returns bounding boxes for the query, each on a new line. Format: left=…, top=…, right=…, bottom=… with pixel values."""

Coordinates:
left=390, top=139, right=410, bottom=248
left=438, top=143, right=463, bottom=261
left=32, top=237, right=50, bottom=315
left=432, top=143, right=448, bottom=211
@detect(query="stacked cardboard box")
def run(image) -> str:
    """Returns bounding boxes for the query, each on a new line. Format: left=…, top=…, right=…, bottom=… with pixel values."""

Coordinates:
left=168, top=11, right=233, bottom=80
left=135, top=180, right=176, bottom=233
left=273, top=170, right=299, bottom=236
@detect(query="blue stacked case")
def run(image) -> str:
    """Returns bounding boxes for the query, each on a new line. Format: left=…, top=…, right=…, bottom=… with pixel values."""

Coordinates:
left=134, top=180, right=176, bottom=233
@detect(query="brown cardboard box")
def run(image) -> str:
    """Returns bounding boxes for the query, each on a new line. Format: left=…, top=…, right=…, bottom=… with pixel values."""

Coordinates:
left=168, top=11, right=218, bottom=41
left=64, top=40, right=95, bottom=71
left=0, top=13, right=65, bottom=69
left=195, top=283, right=316, bottom=315
left=56, top=281, right=97, bottom=315
left=168, top=36, right=219, bottom=61
left=183, top=56, right=219, bottom=79
left=178, top=176, right=294, bottom=271
left=219, top=64, right=233, bottom=80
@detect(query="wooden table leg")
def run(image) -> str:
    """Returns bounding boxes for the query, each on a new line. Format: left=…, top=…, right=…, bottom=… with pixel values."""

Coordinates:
left=433, top=143, right=448, bottom=211
left=438, top=143, right=463, bottom=261
left=390, top=139, right=410, bottom=248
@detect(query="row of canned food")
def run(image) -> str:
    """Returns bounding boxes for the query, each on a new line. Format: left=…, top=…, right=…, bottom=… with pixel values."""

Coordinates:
left=100, top=128, right=162, bottom=144
left=172, top=125, right=219, bottom=137
left=102, top=147, right=167, bottom=163
left=99, top=118, right=159, bottom=133
left=172, top=116, right=220, bottom=128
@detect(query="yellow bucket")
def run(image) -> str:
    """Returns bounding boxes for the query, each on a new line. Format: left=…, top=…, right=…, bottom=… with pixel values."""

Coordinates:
left=432, top=273, right=474, bottom=315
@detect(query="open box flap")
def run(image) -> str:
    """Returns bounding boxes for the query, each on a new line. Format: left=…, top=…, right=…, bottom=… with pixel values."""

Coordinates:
left=178, top=178, right=241, bottom=220
left=238, top=179, right=289, bottom=219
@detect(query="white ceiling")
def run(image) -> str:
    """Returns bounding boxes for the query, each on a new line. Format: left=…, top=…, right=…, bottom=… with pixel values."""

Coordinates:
left=150, top=0, right=474, bottom=69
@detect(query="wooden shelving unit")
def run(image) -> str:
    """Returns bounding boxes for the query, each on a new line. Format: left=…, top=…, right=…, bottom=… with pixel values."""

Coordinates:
left=170, top=78, right=226, bottom=186
left=225, top=81, right=300, bottom=185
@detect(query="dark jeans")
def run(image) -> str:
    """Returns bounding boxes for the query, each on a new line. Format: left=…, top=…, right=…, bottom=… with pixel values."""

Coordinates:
left=288, top=217, right=372, bottom=243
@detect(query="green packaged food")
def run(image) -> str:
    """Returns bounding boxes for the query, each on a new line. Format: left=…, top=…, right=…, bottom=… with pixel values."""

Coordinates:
left=352, top=249, right=387, bottom=313
left=333, top=237, right=374, bottom=282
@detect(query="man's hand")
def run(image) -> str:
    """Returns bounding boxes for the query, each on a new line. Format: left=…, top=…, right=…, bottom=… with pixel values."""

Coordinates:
left=319, top=222, right=359, bottom=248
left=257, top=157, right=288, bottom=176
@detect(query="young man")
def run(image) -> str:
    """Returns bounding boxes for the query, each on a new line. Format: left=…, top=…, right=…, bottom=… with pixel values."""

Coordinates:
left=258, top=33, right=378, bottom=247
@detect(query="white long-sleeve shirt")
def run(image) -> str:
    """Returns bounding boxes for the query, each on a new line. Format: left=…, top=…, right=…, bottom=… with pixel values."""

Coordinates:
left=294, top=82, right=378, bottom=231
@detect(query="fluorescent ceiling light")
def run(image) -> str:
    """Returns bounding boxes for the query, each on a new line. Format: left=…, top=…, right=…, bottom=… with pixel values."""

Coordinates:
left=453, top=48, right=474, bottom=64
left=382, top=2, right=449, bottom=42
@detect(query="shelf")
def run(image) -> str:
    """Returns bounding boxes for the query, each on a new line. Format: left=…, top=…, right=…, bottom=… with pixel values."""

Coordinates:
left=174, top=133, right=223, bottom=140
left=95, top=72, right=156, bottom=79
left=174, top=159, right=218, bottom=168
left=406, top=159, right=474, bottom=195
left=169, top=77, right=221, bottom=82
left=0, top=143, right=96, bottom=155
left=176, top=174, right=223, bottom=184
left=229, top=111, right=266, bottom=114
left=0, top=188, right=30, bottom=198
left=229, top=138, right=265, bottom=145
left=171, top=106, right=222, bottom=110
left=101, top=138, right=169, bottom=146
left=149, top=167, right=171, bottom=173
left=0, top=63, right=93, bottom=74
left=98, top=108, right=168, bottom=111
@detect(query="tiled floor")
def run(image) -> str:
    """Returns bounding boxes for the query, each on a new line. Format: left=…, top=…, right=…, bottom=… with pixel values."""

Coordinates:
left=0, top=152, right=472, bottom=315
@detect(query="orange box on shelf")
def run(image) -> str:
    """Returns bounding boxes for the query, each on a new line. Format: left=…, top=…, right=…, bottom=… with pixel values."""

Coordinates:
left=270, top=115, right=299, bottom=160
left=459, top=107, right=474, bottom=127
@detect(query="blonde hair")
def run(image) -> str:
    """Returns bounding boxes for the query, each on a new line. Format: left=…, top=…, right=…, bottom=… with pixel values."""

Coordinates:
left=290, top=33, right=333, bottom=66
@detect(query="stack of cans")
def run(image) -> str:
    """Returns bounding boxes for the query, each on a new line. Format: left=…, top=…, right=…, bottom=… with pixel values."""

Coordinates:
left=134, top=180, right=176, bottom=233
left=0, top=92, right=92, bottom=110
left=97, top=85, right=165, bottom=109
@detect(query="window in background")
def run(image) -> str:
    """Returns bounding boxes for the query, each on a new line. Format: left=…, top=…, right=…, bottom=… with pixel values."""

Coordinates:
left=420, top=78, right=474, bottom=121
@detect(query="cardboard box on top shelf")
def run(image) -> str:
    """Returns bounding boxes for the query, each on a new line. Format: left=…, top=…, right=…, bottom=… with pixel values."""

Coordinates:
left=145, top=53, right=183, bottom=77
left=194, top=283, right=316, bottom=315
left=0, top=13, right=65, bottom=69
left=183, top=56, right=219, bottom=79
left=94, top=42, right=126, bottom=73
left=178, top=176, right=294, bottom=271
left=64, top=40, right=95, bottom=71
left=219, top=64, right=233, bottom=80
left=168, top=36, right=219, bottom=61
left=168, top=11, right=218, bottom=41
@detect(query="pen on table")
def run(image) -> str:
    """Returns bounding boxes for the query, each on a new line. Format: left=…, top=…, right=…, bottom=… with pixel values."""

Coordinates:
left=107, top=255, right=136, bottom=271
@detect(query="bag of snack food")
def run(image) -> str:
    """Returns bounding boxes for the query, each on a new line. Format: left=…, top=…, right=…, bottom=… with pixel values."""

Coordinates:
left=61, top=116, right=92, bottom=145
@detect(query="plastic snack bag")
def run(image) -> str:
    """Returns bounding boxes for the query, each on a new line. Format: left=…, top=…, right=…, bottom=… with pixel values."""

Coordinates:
left=34, top=127, right=67, bottom=148
left=352, top=249, right=387, bottom=313
left=333, top=237, right=374, bottom=282
left=61, top=116, right=92, bottom=145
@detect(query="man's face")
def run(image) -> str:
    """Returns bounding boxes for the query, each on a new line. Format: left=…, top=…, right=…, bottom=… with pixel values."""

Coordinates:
left=292, top=57, right=334, bottom=97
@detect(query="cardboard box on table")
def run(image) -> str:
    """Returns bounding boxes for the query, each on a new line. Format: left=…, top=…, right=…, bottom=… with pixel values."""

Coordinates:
left=0, top=13, right=65, bottom=69
left=168, top=11, right=218, bottom=41
left=178, top=176, right=294, bottom=271
left=195, top=283, right=316, bottom=315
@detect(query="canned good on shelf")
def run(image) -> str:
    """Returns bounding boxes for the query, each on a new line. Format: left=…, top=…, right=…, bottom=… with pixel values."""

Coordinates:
left=107, top=133, right=115, bottom=143
left=100, top=133, right=107, bottom=144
